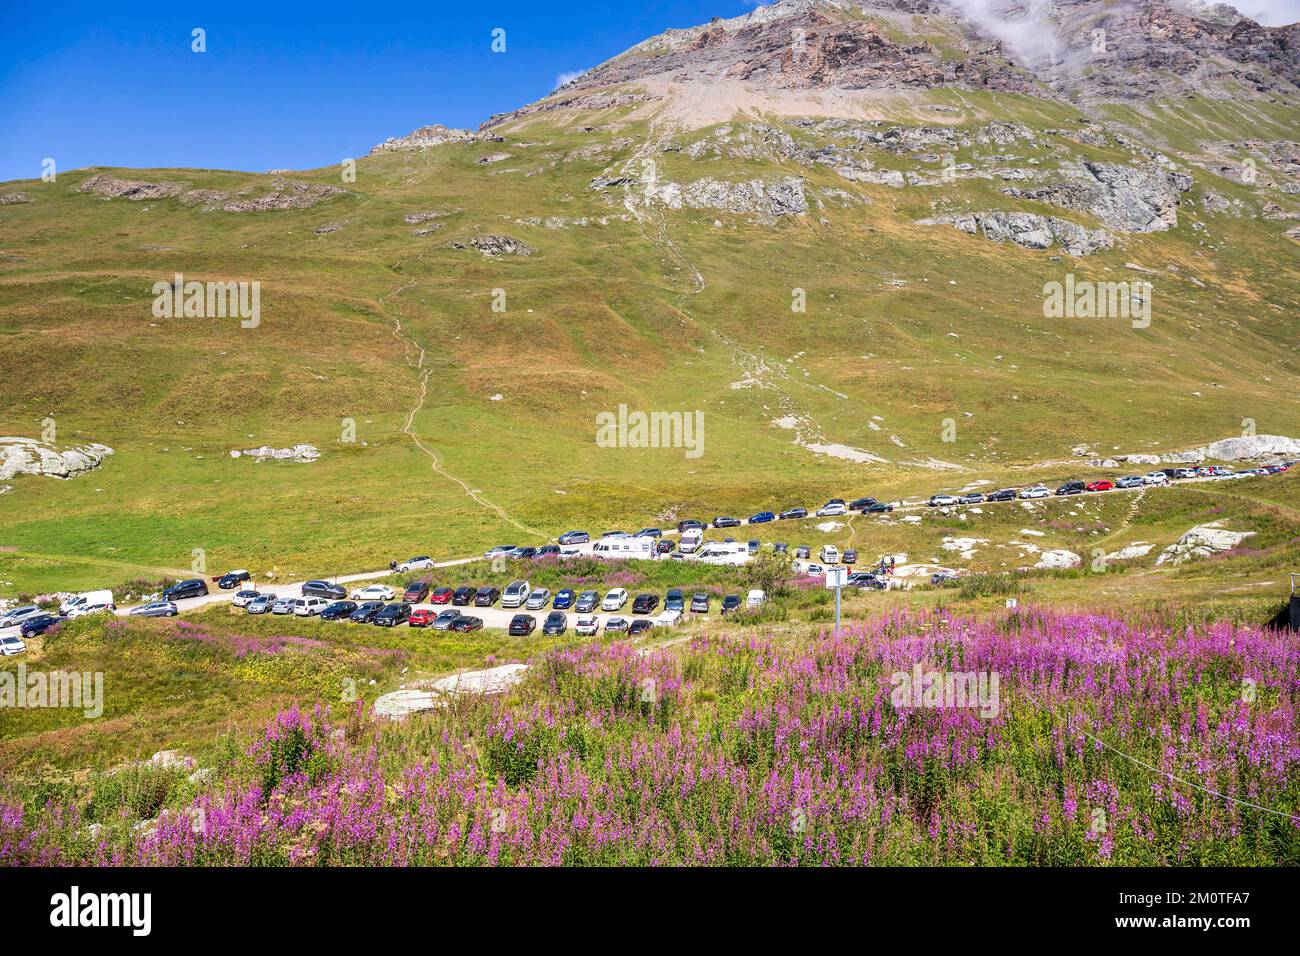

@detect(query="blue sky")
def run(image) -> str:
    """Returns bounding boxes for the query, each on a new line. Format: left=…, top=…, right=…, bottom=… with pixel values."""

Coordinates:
left=0, top=0, right=761, bottom=183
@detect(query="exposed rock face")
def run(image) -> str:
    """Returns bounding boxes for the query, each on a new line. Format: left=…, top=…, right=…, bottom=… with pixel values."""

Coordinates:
left=917, top=211, right=1113, bottom=256
left=374, top=664, right=529, bottom=719
left=219, top=179, right=349, bottom=213
left=229, top=444, right=320, bottom=463
left=0, top=191, right=32, bottom=205
left=1156, top=523, right=1255, bottom=564
left=652, top=176, right=809, bottom=219
left=78, top=173, right=186, bottom=201
left=1035, top=549, right=1082, bottom=570
left=1159, top=434, right=1300, bottom=464
left=77, top=174, right=347, bottom=212
left=0, top=438, right=113, bottom=480
left=1006, top=162, right=1193, bottom=233
left=369, top=124, right=476, bottom=153
left=450, top=234, right=537, bottom=256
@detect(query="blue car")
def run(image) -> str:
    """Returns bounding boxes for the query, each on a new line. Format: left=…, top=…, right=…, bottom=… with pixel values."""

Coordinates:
left=748, top=511, right=775, bottom=524
left=553, top=588, right=576, bottom=610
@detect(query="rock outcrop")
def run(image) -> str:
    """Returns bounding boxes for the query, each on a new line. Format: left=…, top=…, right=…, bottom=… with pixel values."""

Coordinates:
left=370, top=124, right=476, bottom=153
left=1006, top=162, right=1193, bottom=234
left=77, top=174, right=347, bottom=212
left=230, top=444, right=320, bottom=463
left=450, top=234, right=537, bottom=256
left=1159, top=434, right=1300, bottom=464
left=1156, top=523, right=1255, bottom=564
left=0, top=438, right=113, bottom=480
left=917, top=211, right=1113, bottom=256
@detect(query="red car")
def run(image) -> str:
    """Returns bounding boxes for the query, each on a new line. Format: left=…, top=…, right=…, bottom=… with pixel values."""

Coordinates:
left=408, top=608, right=437, bottom=627
left=429, top=586, right=453, bottom=604
left=1085, top=480, right=1114, bottom=492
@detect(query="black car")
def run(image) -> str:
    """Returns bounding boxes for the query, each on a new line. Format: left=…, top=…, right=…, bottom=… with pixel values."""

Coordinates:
left=773, top=542, right=788, bottom=554
left=677, top=519, right=705, bottom=532
left=864, top=502, right=894, bottom=513
left=987, top=488, right=1017, bottom=502
left=542, top=611, right=568, bottom=636
left=712, top=516, right=741, bottom=528
left=509, top=614, right=536, bottom=636
left=690, top=592, right=711, bottom=613
left=747, top=539, right=760, bottom=554
left=451, top=615, right=483, bottom=632
left=374, top=603, right=411, bottom=627
left=795, top=545, right=810, bottom=559
left=779, top=507, right=808, bottom=520
left=515, top=547, right=538, bottom=560
left=452, top=586, right=476, bottom=606
left=1056, top=480, right=1085, bottom=496
left=655, top=539, right=675, bottom=555
left=957, top=493, right=984, bottom=505
left=536, top=545, right=561, bottom=558
left=848, top=497, right=877, bottom=511
left=842, top=549, right=858, bottom=565
left=163, top=578, right=209, bottom=601
left=302, top=580, right=346, bottom=600
left=20, top=614, right=66, bottom=638
left=320, top=600, right=358, bottom=621
left=475, top=586, right=500, bottom=607
left=217, top=570, right=251, bottom=590
left=628, top=619, right=653, bottom=636
left=721, top=594, right=741, bottom=615
left=349, top=601, right=385, bottom=623
left=632, top=593, right=660, bottom=614
left=665, top=588, right=685, bottom=612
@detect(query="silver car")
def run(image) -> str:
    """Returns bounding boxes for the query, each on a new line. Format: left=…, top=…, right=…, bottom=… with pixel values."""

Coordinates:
left=130, top=601, right=178, bottom=618
left=525, top=588, right=551, bottom=610
left=430, top=609, right=460, bottom=630
left=246, top=594, right=275, bottom=615
left=0, top=605, right=42, bottom=629
left=271, top=596, right=295, bottom=615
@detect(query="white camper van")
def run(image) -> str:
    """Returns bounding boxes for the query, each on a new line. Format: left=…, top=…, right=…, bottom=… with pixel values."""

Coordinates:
left=679, top=528, right=705, bottom=554
left=592, top=537, right=655, bottom=560
left=819, top=545, right=840, bottom=565
left=694, top=541, right=750, bottom=566
left=59, top=589, right=116, bottom=616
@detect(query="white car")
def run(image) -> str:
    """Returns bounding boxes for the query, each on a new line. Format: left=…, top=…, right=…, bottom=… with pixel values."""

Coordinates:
left=0, top=634, right=27, bottom=656
left=604, top=617, right=629, bottom=633
left=351, top=584, right=395, bottom=602
left=804, top=563, right=825, bottom=577
left=1143, top=472, right=1170, bottom=485
left=928, top=494, right=960, bottom=507
left=525, top=588, right=551, bottom=610
left=397, top=555, right=435, bottom=573
left=231, top=589, right=262, bottom=608
left=66, top=602, right=113, bottom=619
left=601, top=588, right=629, bottom=611
left=575, top=616, right=599, bottom=636
left=816, top=501, right=847, bottom=517
left=271, top=596, right=295, bottom=615
left=501, top=580, right=532, bottom=608
left=0, top=605, right=43, bottom=629
left=746, top=589, right=766, bottom=608
left=292, top=597, right=330, bottom=617
left=1018, top=486, right=1050, bottom=499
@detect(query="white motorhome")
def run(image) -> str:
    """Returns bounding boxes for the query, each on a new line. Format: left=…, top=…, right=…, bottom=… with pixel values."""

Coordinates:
left=819, top=545, right=840, bottom=565
left=694, top=541, right=750, bottom=566
left=679, top=528, right=704, bottom=554
left=592, top=537, right=655, bottom=560
left=59, top=590, right=115, bottom=616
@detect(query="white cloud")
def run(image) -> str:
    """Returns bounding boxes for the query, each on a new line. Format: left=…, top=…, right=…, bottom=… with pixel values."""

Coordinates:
left=1225, top=0, right=1300, bottom=26
left=554, top=69, right=588, bottom=90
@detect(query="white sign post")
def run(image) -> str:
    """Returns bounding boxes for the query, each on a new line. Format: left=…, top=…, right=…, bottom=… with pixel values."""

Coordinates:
left=825, top=566, right=847, bottom=632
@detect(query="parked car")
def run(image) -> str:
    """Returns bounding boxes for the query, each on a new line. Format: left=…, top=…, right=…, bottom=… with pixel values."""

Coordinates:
left=218, top=570, right=251, bottom=590
left=601, top=530, right=629, bottom=539
left=452, top=586, right=476, bottom=606
left=542, top=612, right=568, bottom=636
left=843, top=549, right=858, bottom=565
left=816, top=500, right=847, bottom=516
left=795, top=545, right=811, bottom=559
left=1056, top=481, right=1085, bottom=496
left=349, top=602, right=384, bottom=623
left=67, top=601, right=114, bottom=619
left=230, top=589, right=263, bottom=609
left=402, top=581, right=430, bottom=603
left=721, top=594, right=741, bottom=615
left=0, top=605, right=43, bottom=629
left=352, top=584, right=396, bottom=603
left=557, top=531, right=590, bottom=545
left=553, top=588, right=575, bottom=610
left=299, top=580, right=343, bottom=600
left=690, top=592, right=711, bottom=613
left=408, top=608, right=437, bottom=628
left=292, top=597, right=330, bottom=617
left=1018, top=486, right=1050, bottom=499
left=604, top=617, right=629, bottom=633
left=602, top=588, right=629, bottom=611
left=1086, top=480, right=1114, bottom=492
left=773, top=542, right=788, bottom=554
left=0, top=634, right=26, bottom=656
left=514, top=547, right=538, bottom=560
left=1175, top=468, right=1197, bottom=479
left=628, top=619, right=653, bottom=636
left=848, top=497, right=877, bottom=512
left=819, top=544, right=840, bottom=565
left=317, top=600, right=356, bottom=621
left=575, top=616, right=600, bottom=636
left=396, top=556, right=435, bottom=573
left=450, top=615, right=484, bottom=633
left=374, top=603, right=411, bottom=627
left=931, top=572, right=960, bottom=586
left=635, top=528, right=662, bottom=538
left=163, top=578, right=209, bottom=602
left=484, top=545, right=516, bottom=559
left=130, top=601, right=178, bottom=618
left=665, top=589, right=686, bottom=612
left=987, top=489, right=1017, bottom=502
left=655, top=539, right=675, bottom=555
left=271, top=596, right=295, bottom=615
left=20, top=614, right=67, bottom=638
left=1116, top=475, right=1144, bottom=489
left=677, top=520, right=705, bottom=532
left=525, top=588, right=551, bottom=610
left=430, top=609, right=461, bottom=630
left=864, top=502, right=894, bottom=513
left=804, top=563, right=825, bottom=578
left=957, top=493, right=985, bottom=505
left=632, top=593, right=660, bottom=614
left=536, top=545, right=561, bottom=558
left=748, top=511, right=776, bottom=524
left=747, top=539, right=761, bottom=555
left=747, top=589, right=766, bottom=608
left=501, top=580, right=531, bottom=608
left=710, top=516, right=739, bottom=528
left=928, top=494, right=960, bottom=507
left=475, top=586, right=501, bottom=607
left=429, top=586, right=453, bottom=604
left=245, top=594, right=275, bottom=615
left=509, top=614, right=536, bottom=636
left=575, top=590, right=601, bottom=613
left=779, top=507, right=808, bottom=520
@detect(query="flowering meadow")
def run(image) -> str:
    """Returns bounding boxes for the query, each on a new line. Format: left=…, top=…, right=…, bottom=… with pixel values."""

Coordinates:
left=3, top=608, right=1297, bottom=865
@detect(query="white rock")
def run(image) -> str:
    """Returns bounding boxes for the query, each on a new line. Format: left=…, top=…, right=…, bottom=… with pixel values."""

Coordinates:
left=1156, top=523, right=1255, bottom=565
left=0, top=437, right=113, bottom=481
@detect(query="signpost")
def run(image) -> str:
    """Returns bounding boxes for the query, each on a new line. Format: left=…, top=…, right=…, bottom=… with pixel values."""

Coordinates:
left=825, top=565, right=847, bottom=633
